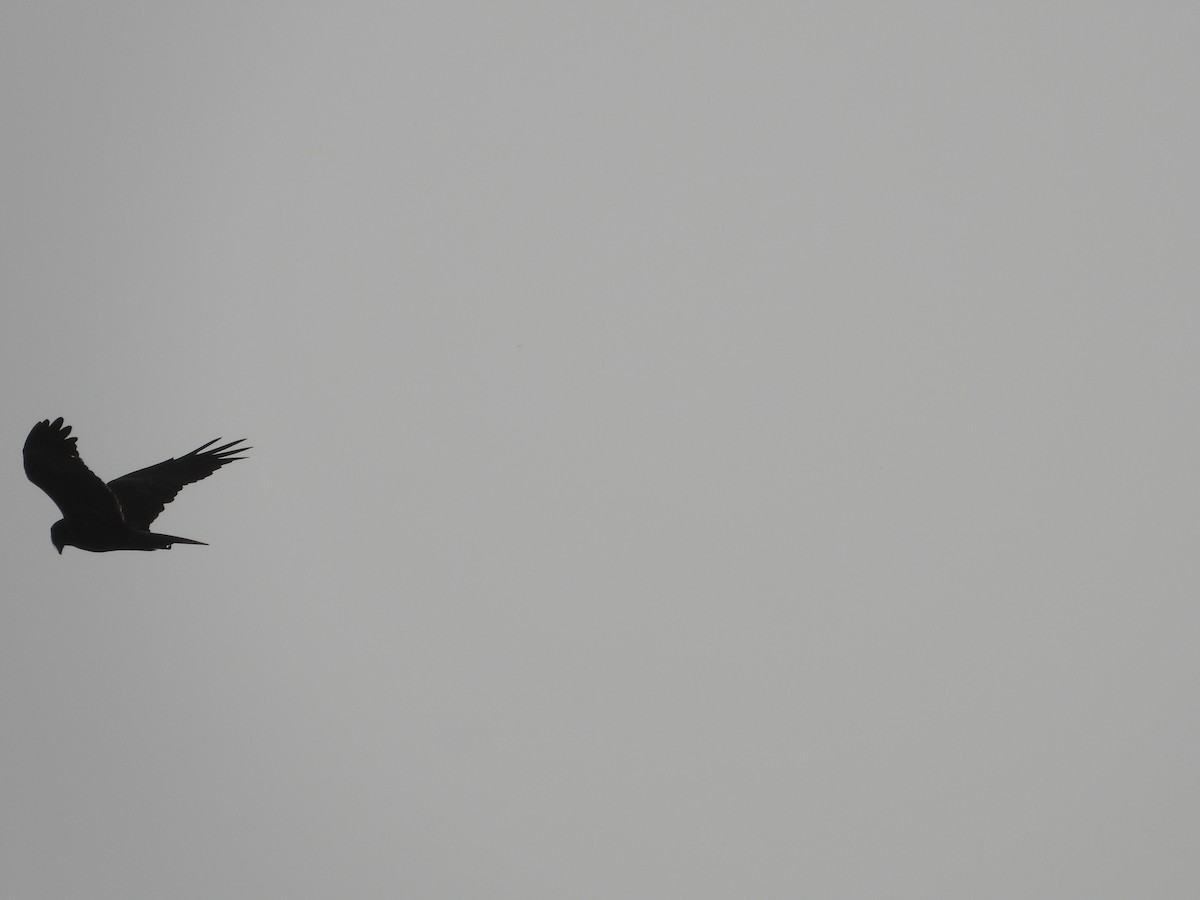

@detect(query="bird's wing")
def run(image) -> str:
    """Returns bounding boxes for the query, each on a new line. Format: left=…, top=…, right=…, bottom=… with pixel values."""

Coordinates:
left=23, top=418, right=124, bottom=521
left=107, top=438, right=249, bottom=529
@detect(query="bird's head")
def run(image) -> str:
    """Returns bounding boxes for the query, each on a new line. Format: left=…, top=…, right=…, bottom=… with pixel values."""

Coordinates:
left=49, top=520, right=68, bottom=554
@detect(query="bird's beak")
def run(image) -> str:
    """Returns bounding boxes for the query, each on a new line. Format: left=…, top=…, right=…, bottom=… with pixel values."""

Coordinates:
left=56, top=545, right=63, bottom=555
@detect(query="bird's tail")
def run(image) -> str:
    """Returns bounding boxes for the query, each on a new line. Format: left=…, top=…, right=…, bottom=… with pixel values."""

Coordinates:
left=147, top=532, right=208, bottom=549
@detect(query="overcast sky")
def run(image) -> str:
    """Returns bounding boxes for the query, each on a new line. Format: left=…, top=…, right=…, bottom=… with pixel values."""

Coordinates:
left=2, top=3, right=1198, bottom=898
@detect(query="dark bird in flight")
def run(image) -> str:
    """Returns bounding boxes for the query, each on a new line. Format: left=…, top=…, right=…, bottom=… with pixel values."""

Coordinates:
left=23, top=417, right=249, bottom=553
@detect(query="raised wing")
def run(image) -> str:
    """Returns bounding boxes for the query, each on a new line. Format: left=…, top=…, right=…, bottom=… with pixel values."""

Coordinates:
left=107, top=437, right=249, bottom=529
left=24, top=418, right=123, bottom=522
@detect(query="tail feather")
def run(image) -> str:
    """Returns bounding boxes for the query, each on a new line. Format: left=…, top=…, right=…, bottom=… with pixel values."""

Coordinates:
left=149, top=532, right=208, bottom=548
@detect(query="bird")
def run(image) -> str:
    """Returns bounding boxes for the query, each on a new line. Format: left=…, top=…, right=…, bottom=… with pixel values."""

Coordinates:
left=23, top=417, right=249, bottom=553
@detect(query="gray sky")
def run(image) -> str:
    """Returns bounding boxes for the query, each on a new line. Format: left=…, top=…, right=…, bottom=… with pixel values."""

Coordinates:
left=2, top=3, right=1198, bottom=898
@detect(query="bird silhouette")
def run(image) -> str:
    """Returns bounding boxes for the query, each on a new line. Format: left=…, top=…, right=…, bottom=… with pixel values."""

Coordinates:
left=24, top=417, right=249, bottom=553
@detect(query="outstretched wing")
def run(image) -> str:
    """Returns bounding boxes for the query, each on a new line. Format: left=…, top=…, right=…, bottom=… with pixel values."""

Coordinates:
left=24, top=418, right=124, bottom=521
left=107, top=437, right=249, bottom=529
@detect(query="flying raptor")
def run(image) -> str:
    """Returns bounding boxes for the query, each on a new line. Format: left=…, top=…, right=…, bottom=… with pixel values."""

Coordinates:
left=23, top=417, right=249, bottom=553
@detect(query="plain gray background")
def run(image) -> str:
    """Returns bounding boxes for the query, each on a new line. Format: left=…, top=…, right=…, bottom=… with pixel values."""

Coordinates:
left=2, top=3, right=1198, bottom=897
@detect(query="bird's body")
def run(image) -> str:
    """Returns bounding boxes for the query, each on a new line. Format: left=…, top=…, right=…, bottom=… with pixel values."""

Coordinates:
left=23, top=418, right=248, bottom=553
